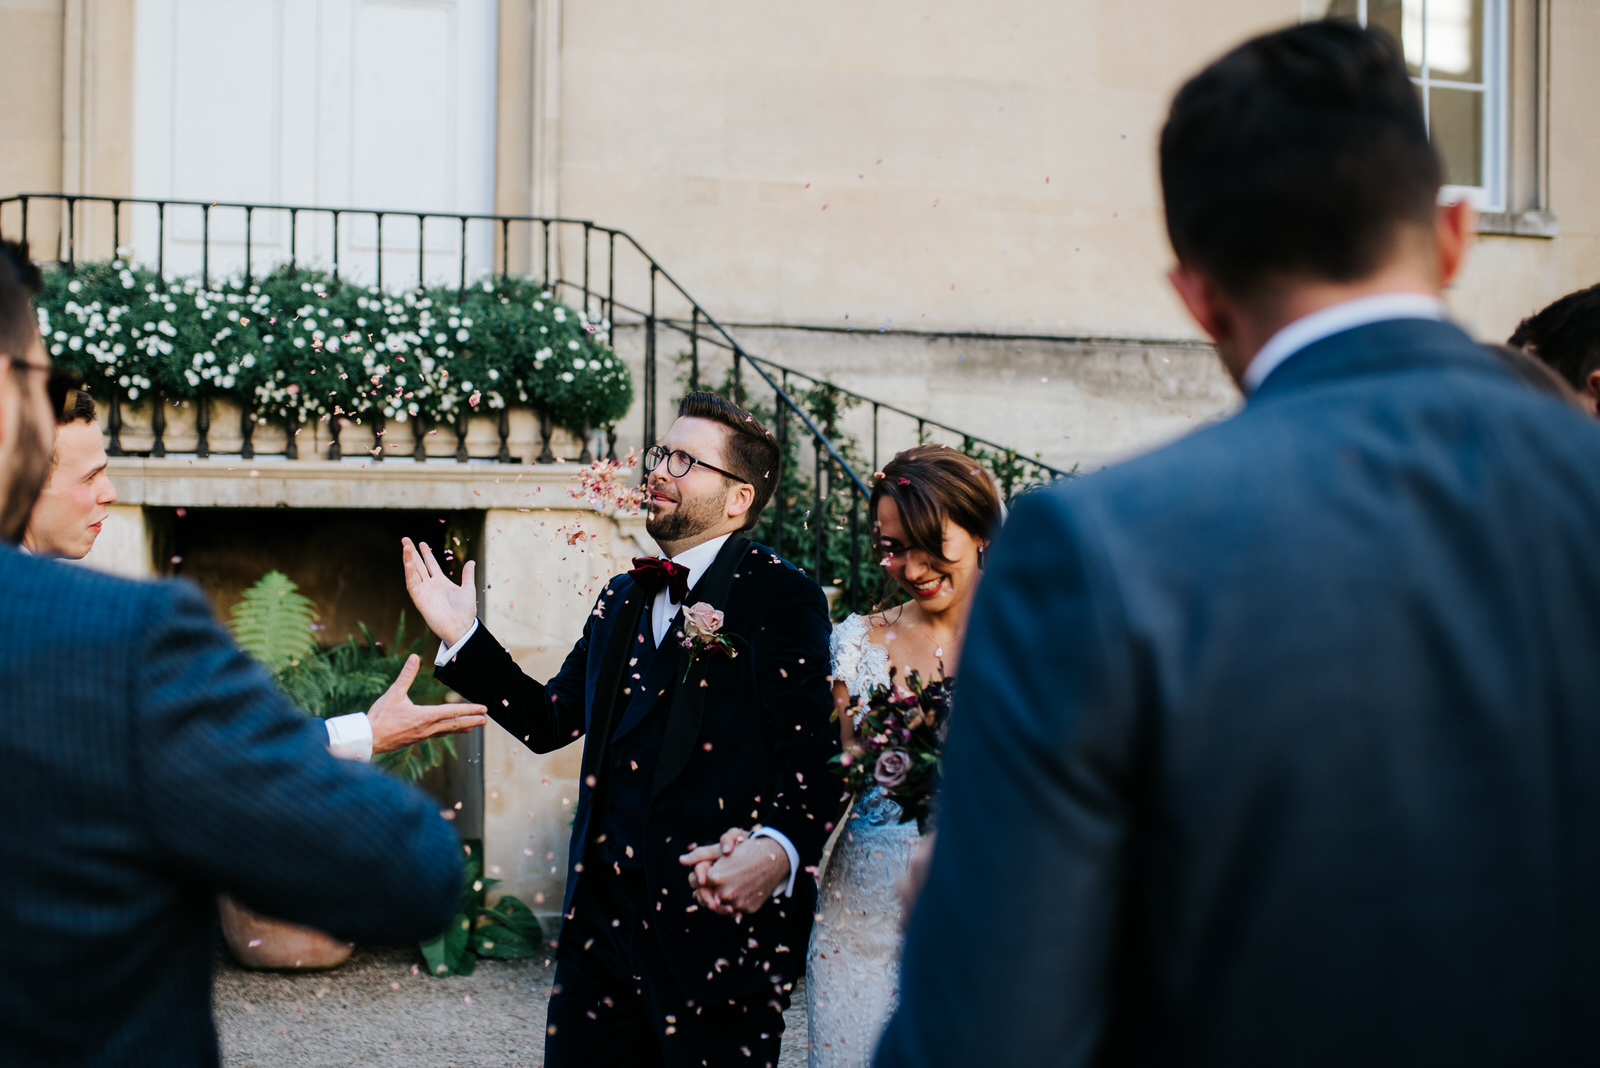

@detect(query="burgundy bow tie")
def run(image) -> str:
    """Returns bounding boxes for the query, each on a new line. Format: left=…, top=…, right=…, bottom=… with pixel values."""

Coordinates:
left=629, top=556, right=690, bottom=602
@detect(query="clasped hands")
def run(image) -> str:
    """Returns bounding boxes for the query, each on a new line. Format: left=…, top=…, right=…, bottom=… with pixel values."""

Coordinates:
left=678, top=828, right=790, bottom=916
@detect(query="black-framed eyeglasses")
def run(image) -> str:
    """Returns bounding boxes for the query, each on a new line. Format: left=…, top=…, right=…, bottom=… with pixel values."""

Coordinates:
left=7, top=358, right=83, bottom=419
left=643, top=444, right=748, bottom=484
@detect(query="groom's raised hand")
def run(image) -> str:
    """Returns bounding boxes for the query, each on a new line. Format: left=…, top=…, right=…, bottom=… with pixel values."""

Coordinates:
left=401, top=537, right=478, bottom=646
left=366, top=653, right=489, bottom=753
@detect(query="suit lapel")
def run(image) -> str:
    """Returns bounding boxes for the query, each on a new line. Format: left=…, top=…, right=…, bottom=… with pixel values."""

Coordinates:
left=650, top=534, right=751, bottom=800
left=583, top=583, right=647, bottom=782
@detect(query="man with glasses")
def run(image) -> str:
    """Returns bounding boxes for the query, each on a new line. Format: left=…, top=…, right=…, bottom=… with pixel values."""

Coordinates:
left=21, top=378, right=118, bottom=560
left=404, top=391, right=839, bottom=1067
left=0, top=237, right=469, bottom=1065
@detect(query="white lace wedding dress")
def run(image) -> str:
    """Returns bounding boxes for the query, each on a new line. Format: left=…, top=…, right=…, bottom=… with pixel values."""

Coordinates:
left=806, top=613, right=925, bottom=1068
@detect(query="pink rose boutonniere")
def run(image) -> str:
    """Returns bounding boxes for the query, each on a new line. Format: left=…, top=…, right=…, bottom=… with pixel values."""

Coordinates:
left=679, top=602, right=739, bottom=683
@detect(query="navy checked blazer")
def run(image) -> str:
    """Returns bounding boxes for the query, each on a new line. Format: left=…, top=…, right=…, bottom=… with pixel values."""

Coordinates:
left=0, top=550, right=462, bottom=1067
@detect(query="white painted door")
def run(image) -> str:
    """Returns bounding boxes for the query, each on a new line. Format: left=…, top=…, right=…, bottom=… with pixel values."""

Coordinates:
left=131, top=0, right=498, bottom=288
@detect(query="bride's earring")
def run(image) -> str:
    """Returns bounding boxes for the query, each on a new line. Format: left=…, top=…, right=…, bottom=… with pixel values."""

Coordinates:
left=977, top=542, right=988, bottom=570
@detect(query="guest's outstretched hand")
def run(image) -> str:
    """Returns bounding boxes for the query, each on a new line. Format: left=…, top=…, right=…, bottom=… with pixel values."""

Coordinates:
left=402, top=537, right=477, bottom=646
left=366, top=654, right=489, bottom=753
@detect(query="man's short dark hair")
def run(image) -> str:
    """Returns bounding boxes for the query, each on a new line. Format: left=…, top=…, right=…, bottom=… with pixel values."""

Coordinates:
left=675, top=391, right=780, bottom=531
left=1508, top=284, right=1600, bottom=392
left=58, top=388, right=97, bottom=427
left=0, top=240, right=43, bottom=362
left=1159, top=20, right=1442, bottom=302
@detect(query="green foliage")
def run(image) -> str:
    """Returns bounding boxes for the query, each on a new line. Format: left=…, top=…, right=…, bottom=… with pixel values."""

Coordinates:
left=36, top=259, right=631, bottom=442
left=227, top=570, right=318, bottom=676
left=420, top=843, right=542, bottom=977
left=686, top=360, right=874, bottom=617
left=228, top=571, right=455, bottom=784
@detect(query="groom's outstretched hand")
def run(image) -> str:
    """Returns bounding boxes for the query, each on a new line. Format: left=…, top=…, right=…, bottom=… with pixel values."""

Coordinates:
left=401, top=537, right=478, bottom=646
left=679, top=828, right=790, bottom=916
left=367, top=654, right=489, bottom=754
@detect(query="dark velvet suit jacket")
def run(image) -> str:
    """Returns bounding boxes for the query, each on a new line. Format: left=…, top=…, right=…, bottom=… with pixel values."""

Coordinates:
left=878, top=319, right=1600, bottom=1067
left=0, top=549, right=462, bottom=1067
left=436, top=534, right=839, bottom=1001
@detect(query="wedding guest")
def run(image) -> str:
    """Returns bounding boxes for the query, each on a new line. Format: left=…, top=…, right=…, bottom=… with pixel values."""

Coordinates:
left=21, top=386, right=116, bottom=559
left=1509, top=282, right=1600, bottom=414
left=805, top=444, right=1001, bottom=1068
left=6, top=384, right=476, bottom=762
left=879, top=21, right=1600, bottom=1068
left=0, top=237, right=468, bottom=1067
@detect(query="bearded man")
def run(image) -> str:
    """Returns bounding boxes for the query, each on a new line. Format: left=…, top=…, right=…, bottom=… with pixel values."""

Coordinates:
left=403, top=390, right=839, bottom=1067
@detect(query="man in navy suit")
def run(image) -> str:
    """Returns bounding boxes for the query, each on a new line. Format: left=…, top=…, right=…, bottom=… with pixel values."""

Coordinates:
left=404, top=391, right=838, bottom=1067
left=878, top=21, right=1600, bottom=1068
left=0, top=239, right=469, bottom=1067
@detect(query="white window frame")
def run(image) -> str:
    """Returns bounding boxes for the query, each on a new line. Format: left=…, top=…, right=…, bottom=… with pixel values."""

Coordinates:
left=1312, top=0, right=1510, bottom=212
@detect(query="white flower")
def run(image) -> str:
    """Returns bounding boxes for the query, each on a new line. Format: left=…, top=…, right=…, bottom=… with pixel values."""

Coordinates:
left=68, top=280, right=82, bottom=294
left=573, top=358, right=586, bottom=370
left=568, top=340, right=580, bottom=351
left=561, top=372, right=574, bottom=382
left=456, top=329, right=469, bottom=342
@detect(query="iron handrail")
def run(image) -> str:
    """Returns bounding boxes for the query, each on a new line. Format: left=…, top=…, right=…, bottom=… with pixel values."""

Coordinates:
left=2, top=191, right=1067, bottom=606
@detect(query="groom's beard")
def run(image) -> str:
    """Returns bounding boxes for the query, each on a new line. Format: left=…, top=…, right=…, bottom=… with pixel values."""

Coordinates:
left=0, top=400, right=51, bottom=544
left=646, top=484, right=727, bottom=544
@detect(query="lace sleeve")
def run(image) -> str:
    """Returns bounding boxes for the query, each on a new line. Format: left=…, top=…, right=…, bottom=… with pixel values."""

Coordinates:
left=830, top=614, right=892, bottom=704
left=830, top=614, right=871, bottom=696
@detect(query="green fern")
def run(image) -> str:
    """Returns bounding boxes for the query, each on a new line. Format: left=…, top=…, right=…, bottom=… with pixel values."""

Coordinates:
left=229, top=571, right=319, bottom=677
left=230, top=572, right=455, bottom=785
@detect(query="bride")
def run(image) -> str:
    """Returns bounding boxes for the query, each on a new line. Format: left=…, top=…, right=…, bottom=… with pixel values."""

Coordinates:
left=807, top=444, right=1004, bottom=1068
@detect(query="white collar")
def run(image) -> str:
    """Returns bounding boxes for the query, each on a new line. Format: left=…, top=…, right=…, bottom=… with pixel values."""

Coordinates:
left=663, top=532, right=733, bottom=602
left=1241, top=292, right=1448, bottom=395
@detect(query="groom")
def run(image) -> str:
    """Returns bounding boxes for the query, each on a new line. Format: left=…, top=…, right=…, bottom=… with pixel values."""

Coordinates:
left=403, top=391, right=838, bottom=1066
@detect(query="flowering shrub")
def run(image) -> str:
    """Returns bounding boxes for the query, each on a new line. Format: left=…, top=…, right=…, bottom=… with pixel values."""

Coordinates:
left=37, top=260, right=632, bottom=441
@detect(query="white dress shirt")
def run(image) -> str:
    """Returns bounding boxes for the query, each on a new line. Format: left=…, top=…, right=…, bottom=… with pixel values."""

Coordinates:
left=436, top=531, right=800, bottom=898
left=1241, top=292, right=1448, bottom=395
left=325, top=713, right=373, bottom=761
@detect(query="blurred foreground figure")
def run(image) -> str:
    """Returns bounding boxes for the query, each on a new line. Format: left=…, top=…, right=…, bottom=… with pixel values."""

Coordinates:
left=21, top=387, right=116, bottom=559
left=1510, top=282, right=1600, bottom=415
left=878, top=21, right=1600, bottom=1068
left=0, top=239, right=464, bottom=1066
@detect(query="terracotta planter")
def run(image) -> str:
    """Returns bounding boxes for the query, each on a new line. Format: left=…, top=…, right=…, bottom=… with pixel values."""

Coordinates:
left=218, top=895, right=353, bottom=970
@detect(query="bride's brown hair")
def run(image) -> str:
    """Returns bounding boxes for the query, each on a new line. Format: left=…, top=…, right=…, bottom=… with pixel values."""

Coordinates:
left=869, top=444, right=1003, bottom=565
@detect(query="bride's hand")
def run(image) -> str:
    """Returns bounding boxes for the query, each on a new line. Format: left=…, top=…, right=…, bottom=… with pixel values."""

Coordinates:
left=402, top=537, right=477, bottom=646
left=366, top=654, right=489, bottom=753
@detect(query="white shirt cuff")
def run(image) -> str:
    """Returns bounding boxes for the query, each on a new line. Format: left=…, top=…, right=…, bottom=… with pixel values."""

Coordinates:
left=325, top=712, right=373, bottom=762
left=749, top=826, right=799, bottom=899
left=434, top=618, right=480, bottom=667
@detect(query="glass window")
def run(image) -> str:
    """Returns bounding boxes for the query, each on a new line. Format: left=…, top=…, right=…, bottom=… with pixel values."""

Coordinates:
left=1317, top=0, right=1507, bottom=210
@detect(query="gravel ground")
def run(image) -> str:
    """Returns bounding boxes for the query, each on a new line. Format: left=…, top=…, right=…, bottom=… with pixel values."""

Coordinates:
left=215, top=946, right=811, bottom=1067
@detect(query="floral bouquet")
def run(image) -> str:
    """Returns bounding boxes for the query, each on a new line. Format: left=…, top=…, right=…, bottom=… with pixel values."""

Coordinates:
left=830, top=669, right=953, bottom=834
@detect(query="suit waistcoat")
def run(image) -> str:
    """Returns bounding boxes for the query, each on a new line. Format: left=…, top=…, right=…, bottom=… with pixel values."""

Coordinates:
left=594, top=603, right=674, bottom=870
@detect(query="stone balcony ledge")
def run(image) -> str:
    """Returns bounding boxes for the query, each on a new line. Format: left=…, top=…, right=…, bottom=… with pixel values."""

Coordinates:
left=106, top=456, right=634, bottom=512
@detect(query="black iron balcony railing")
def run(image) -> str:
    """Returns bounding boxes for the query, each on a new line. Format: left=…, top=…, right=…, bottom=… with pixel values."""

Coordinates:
left=0, top=192, right=1065, bottom=613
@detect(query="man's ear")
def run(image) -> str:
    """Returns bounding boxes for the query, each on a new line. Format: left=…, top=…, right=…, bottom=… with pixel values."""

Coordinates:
left=1585, top=368, right=1600, bottom=418
left=725, top=480, right=755, bottom=522
left=1435, top=198, right=1476, bottom=288
left=1167, top=264, right=1233, bottom=347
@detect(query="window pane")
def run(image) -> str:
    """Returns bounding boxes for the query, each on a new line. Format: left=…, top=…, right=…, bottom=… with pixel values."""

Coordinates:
left=1368, top=0, right=1424, bottom=76
left=1430, top=86, right=1483, bottom=186
left=1428, top=0, right=1483, bottom=81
